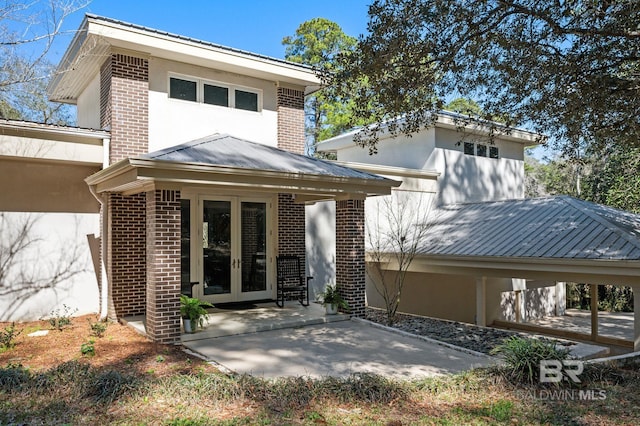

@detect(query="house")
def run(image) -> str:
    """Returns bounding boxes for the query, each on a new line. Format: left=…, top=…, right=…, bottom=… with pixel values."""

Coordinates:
left=0, top=14, right=398, bottom=343
left=310, top=113, right=640, bottom=351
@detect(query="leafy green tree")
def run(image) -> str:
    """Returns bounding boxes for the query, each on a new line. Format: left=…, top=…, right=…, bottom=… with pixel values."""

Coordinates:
left=445, top=98, right=482, bottom=116
left=582, top=146, right=640, bottom=214
left=333, top=0, right=640, bottom=157
left=283, top=18, right=363, bottom=154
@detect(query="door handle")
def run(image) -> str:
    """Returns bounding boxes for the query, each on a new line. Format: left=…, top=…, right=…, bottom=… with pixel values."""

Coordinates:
left=232, top=259, right=236, bottom=268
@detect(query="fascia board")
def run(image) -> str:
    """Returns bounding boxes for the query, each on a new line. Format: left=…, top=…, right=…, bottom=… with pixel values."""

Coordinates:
left=86, top=18, right=321, bottom=87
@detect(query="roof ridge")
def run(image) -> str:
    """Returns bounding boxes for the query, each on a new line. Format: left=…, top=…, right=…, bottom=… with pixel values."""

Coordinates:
left=560, top=196, right=640, bottom=250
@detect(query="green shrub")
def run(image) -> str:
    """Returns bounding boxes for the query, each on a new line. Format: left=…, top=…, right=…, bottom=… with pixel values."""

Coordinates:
left=80, top=340, right=95, bottom=357
left=0, top=364, right=30, bottom=390
left=45, top=304, right=78, bottom=331
left=86, top=370, right=138, bottom=404
left=490, top=336, right=569, bottom=385
left=0, top=322, right=21, bottom=350
left=89, top=320, right=108, bottom=338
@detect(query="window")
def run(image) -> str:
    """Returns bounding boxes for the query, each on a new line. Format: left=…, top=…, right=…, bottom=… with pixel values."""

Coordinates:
left=170, top=77, right=197, bottom=102
left=204, top=84, right=229, bottom=107
left=169, top=74, right=261, bottom=112
left=463, top=142, right=500, bottom=160
left=235, top=90, right=258, bottom=112
left=464, top=142, right=475, bottom=155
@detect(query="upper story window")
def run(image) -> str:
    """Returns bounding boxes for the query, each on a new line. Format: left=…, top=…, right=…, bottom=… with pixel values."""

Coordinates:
left=463, top=141, right=499, bottom=159
left=169, top=75, right=261, bottom=112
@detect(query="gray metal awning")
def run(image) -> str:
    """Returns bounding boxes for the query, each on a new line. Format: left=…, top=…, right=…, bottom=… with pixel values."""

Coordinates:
left=378, top=196, right=640, bottom=285
left=86, top=134, right=399, bottom=202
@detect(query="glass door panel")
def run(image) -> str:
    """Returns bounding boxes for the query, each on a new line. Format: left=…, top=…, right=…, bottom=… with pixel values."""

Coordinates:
left=240, top=202, right=267, bottom=293
left=180, top=199, right=191, bottom=296
left=202, top=200, right=231, bottom=296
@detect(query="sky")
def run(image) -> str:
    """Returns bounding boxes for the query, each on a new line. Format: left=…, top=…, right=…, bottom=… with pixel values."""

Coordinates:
left=48, top=0, right=373, bottom=63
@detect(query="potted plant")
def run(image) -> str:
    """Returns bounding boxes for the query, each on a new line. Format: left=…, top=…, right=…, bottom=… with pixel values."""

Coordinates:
left=180, top=295, right=213, bottom=333
left=318, top=284, right=348, bottom=315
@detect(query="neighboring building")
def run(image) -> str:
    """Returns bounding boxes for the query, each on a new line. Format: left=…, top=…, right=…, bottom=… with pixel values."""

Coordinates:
left=310, top=114, right=640, bottom=352
left=0, top=15, right=397, bottom=342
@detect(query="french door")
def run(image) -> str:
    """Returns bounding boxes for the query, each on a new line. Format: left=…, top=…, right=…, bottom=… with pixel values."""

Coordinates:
left=197, top=196, right=271, bottom=304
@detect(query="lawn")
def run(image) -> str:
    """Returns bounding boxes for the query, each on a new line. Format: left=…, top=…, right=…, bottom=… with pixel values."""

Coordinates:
left=1, top=315, right=638, bottom=425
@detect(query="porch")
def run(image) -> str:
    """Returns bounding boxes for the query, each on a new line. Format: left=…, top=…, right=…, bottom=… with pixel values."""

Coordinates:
left=123, top=301, right=350, bottom=342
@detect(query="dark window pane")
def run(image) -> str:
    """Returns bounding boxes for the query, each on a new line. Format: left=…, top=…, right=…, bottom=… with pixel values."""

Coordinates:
left=477, top=144, right=487, bottom=157
left=235, top=90, right=258, bottom=111
left=490, top=146, right=499, bottom=159
left=464, top=142, right=475, bottom=155
left=180, top=199, right=191, bottom=296
left=204, top=84, right=228, bottom=107
left=170, top=78, right=197, bottom=102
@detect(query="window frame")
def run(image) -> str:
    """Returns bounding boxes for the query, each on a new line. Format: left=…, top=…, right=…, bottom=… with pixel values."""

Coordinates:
left=167, top=73, right=262, bottom=112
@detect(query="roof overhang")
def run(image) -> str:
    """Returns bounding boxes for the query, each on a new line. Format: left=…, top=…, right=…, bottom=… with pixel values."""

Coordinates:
left=86, top=158, right=399, bottom=203
left=371, top=254, right=640, bottom=286
left=318, top=111, right=543, bottom=152
left=49, top=14, right=321, bottom=103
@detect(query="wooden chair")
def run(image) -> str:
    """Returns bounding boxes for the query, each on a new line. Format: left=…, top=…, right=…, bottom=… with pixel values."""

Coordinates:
left=276, top=255, right=311, bottom=308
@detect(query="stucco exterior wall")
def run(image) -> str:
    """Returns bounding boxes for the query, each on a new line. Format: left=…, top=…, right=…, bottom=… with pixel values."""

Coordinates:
left=305, top=201, right=336, bottom=301
left=0, top=212, right=99, bottom=321
left=147, top=57, right=280, bottom=152
left=76, top=74, right=101, bottom=129
left=0, top=159, right=100, bottom=213
left=366, top=271, right=478, bottom=324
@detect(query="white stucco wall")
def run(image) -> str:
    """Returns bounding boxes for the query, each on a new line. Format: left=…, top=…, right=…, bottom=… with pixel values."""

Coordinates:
left=147, top=57, right=279, bottom=152
left=0, top=212, right=100, bottom=321
left=76, top=74, right=101, bottom=129
left=305, top=201, right=336, bottom=301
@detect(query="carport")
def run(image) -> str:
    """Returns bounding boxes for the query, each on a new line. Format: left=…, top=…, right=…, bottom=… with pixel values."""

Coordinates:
left=383, top=196, right=640, bottom=351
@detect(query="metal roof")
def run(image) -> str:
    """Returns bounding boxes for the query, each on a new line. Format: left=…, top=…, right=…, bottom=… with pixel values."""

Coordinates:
left=141, top=134, right=390, bottom=181
left=418, top=196, right=640, bottom=261
left=84, top=14, right=314, bottom=71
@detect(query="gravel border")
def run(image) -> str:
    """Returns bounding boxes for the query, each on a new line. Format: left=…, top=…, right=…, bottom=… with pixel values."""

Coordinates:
left=365, top=307, right=555, bottom=355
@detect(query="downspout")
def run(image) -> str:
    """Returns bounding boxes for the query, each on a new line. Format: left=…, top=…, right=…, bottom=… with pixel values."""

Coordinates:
left=88, top=136, right=110, bottom=320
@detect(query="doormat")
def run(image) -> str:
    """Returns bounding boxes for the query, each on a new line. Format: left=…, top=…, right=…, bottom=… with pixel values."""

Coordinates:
left=214, top=302, right=258, bottom=310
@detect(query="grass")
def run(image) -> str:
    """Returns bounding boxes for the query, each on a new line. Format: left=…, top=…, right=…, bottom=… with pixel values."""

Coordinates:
left=1, top=360, right=638, bottom=425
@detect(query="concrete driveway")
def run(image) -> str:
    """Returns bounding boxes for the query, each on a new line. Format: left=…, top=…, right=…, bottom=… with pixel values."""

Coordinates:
left=183, top=319, right=495, bottom=379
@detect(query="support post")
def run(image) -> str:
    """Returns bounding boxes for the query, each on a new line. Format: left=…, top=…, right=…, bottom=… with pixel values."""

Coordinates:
left=555, top=282, right=566, bottom=316
left=476, top=277, right=487, bottom=326
left=633, top=285, right=640, bottom=352
left=590, top=283, right=598, bottom=341
left=515, top=290, right=521, bottom=323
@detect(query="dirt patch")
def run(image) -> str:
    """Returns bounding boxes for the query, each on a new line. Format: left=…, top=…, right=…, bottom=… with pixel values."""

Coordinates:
left=0, top=314, right=216, bottom=376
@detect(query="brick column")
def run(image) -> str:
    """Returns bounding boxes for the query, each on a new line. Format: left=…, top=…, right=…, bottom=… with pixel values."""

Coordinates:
left=107, top=193, right=146, bottom=318
left=276, top=87, right=305, bottom=154
left=278, top=193, right=305, bottom=264
left=336, top=199, right=366, bottom=317
left=146, top=190, right=181, bottom=344
left=100, top=53, right=149, bottom=320
left=276, top=87, right=306, bottom=269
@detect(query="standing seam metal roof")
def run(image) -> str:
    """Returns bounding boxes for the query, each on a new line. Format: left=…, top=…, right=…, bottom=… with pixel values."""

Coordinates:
left=417, top=196, right=640, bottom=260
left=140, top=134, right=390, bottom=181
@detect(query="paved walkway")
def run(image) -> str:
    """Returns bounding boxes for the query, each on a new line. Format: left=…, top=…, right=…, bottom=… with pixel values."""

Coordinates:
left=183, top=320, right=495, bottom=379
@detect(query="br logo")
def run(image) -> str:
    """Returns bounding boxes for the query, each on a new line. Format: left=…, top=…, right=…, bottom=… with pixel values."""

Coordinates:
left=539, top=360, right=584, bottom=383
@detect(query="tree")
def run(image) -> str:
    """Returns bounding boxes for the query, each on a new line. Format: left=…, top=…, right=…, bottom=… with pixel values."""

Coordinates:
left=366, top=191, right=435, bottom=326
left=282, top=18, right=362, bottom=154
left=333, top=0, right=640, bottom=157
left=1, top=0, right=86, bottom=123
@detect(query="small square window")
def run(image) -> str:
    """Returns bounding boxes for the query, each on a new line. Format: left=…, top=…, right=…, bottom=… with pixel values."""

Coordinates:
left=235, top=90, right=258, bottom=111
left=490, top=146, right=499, bottom=159
left=464, top=142, right=475, bottom=155
left=169, top=77, right=197, bottom=102
left=204, top=84, right=229, bottom=107
left=477, top=144, right=487, bottom=157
